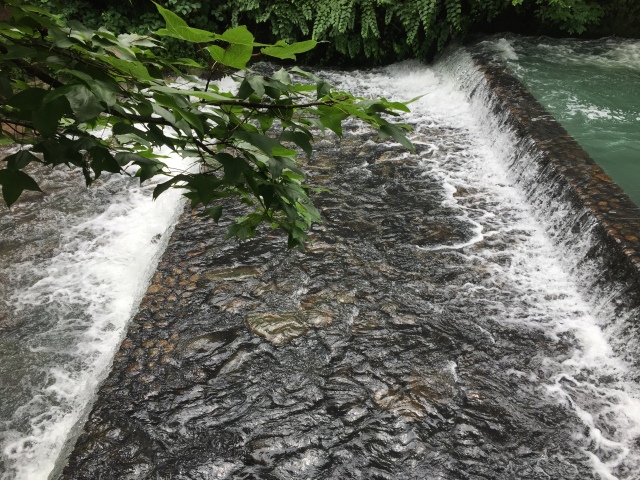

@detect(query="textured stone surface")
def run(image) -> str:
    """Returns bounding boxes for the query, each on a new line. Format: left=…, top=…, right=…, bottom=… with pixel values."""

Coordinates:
left=57, top=58, right=640, bottom=479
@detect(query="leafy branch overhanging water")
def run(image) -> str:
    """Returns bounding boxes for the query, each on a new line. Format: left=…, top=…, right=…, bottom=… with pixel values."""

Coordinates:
left=0, top=0, right=414, bottom=248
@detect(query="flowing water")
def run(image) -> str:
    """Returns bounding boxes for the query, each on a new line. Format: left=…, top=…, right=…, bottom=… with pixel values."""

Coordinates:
left=475, top=35, right=640, bottom=205
left=2, top=42, right=640, bottom=480
left=0, top=157, right=187, bottom=479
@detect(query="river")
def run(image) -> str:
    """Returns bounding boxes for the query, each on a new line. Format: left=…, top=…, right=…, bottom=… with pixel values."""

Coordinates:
left=1, top=39, right=640, bottom=480
left=476, top=35, right=640, bottom=205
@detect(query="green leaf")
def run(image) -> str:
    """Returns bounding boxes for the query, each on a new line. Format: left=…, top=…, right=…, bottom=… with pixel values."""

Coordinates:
left=280, top=130, right=313, bottom=158
left=225, top=212, right=265, bottom=240
left=117, top=33, right=158, bottom=48
left=316, top=81, right=331, bottom=99
left=152, top=174, right=190, bottom=200
left=247, top=75, right=266, bottom=98
left=290, top=66, right=321, bottom=82
left=153, top=178, right=176, bottom=200
left=58, top=68, right=93, bottom=84
left=32, top=137, right=83, bottom=167
left=154, top=2, right=215, bottom=43
left=4, top=150, right=39, bottom=170
left=136, top=164, right=162, bottom=183
left=89, top=79, right=119, bottom=107
left=234, top=131, right=297, bottom=158
left=92, top=38, right=118, bottom=50
left=96, top=55, right=156, bottom=81
left=72, top=136, right=98, bottom=152
left=115, top=152, right=165, bottom=171
left=151, top=104, right=177, bottom=127
left=18, top=3, right=58, bottom=18
left=377, top=99, right=411, bottom=113
left=111, top=122, right=136, bottom=136
left=150, top=85, right=233, bottom=102
left=317, top=105, right=348, bottom=137
left=56, top=84, right=103, bottom=122
left=105, top=44, right=140, bottom=62
left=1, top=45, right=38, bottom=60
left=215, top=152, right=251, bottom=184
left=272, top=68, right=291, bottom=85
left=237, top=78, right=254, bottom=99
left=89, top=146, right=121, bottom=178
left=49, top=27, right=74, bottom=48
left=378, top=124, right=415, bottom=153
left=258, top=184, right=276, bottom=209
left=261, top=40, right=317, bottom=60
left=206, top=43, right=253, bottom=70
left=67, top=20, right=94, bottom=39
left=185, top=174, right=221, bottom=205
left=152, top=92, right=204, bottom=136
left=0, top=75, right=13, bottom=99
left=0, top=169, right=42, bottom=206
left=243, top=170, right=260, bottom=198
left=198, top=205, right=223, bottom=223
left=177, top=108, right=204, bottom=136
left=93, top=28, right=119, bottom=42
left=33, top=95, right=71, bottom=137
left=175, top=58, right=205, bottom=68
left=256, top=114, right=274, bottom=132
left=8, top=88, right=48, bottom=110
left=218, top=26, right=255, bottom=46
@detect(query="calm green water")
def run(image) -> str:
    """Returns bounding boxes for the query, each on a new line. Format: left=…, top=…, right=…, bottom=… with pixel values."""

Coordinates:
left=480, top=36, right=640, bottom=205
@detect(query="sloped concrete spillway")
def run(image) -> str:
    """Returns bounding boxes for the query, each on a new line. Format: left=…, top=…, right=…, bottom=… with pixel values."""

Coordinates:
left=58, top=51, right=640, bottom=479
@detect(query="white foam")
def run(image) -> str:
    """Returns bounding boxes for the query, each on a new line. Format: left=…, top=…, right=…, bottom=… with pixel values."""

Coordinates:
left=434, top=48, right=640, bottom=478
left=0, top=153, right=186, bottom=480
left=565, top=95, right=626, bottom=122
left=495, top=37, right=519, bottom=60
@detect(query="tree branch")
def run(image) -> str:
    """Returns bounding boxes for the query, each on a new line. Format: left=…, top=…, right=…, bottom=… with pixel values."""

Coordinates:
left=201, top=98, right=346, bottom=110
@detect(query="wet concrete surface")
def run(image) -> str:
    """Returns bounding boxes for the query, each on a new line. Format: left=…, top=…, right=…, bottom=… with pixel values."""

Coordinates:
left=60, top=124, right=605, bottom=479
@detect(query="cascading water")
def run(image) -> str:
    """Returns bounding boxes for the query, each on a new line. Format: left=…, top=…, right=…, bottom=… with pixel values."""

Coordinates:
left=0, top=156, right=187, bottom=479
left=54, top=47, right=640, bottom=480
left=439, top=42, right=640, bottom=368
left=433, top=47, right=640, bottom=478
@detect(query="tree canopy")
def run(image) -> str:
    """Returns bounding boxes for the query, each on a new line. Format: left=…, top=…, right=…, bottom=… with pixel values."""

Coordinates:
left=0, top=0, right=414, bottom=248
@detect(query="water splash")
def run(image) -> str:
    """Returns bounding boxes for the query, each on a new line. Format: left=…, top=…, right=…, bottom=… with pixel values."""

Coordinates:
left=436, top=46, right=640, bottom=479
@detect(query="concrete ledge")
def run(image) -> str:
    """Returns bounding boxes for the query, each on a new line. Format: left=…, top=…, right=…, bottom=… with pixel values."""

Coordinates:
left=470, top=53, right=640, bottom=317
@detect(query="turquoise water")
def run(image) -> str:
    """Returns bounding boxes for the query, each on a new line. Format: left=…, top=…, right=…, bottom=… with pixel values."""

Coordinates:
left=479, top=36, right=640, bottom=205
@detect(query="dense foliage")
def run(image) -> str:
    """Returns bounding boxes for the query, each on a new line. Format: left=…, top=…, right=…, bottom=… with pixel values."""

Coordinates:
left=0, top=0, right=414, bottom=247
left=23, top=0, right=640, bottom=65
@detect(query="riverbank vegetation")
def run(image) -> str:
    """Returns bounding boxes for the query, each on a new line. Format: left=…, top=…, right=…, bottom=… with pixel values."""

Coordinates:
left=23, top=0, right=640, bottom=65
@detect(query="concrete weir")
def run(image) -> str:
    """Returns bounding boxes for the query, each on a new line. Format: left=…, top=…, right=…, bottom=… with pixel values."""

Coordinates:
left=461, top=49, right=640, bottom=358
left=471, top=53, right=640, bottom=311
left=58, top=52, right=640, bottom=479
